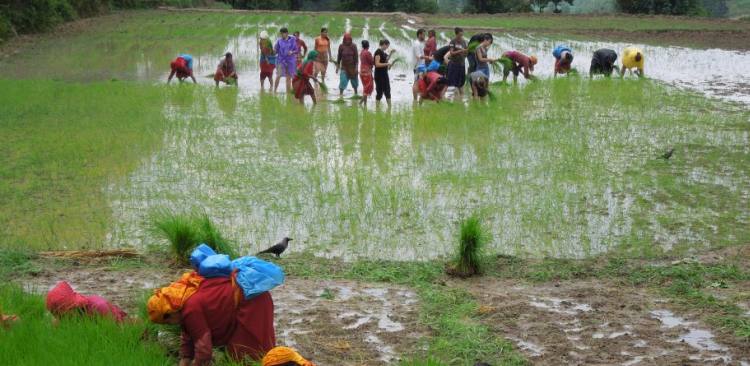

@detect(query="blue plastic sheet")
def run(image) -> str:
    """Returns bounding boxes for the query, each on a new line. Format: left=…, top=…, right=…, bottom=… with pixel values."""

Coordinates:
left=231, top=256, right=285, bottom=299
left=199, top=254, right=232, bottom=278
left=553, top=45, right=571, bottom=60
left=190, top=244, right=217, bottom=270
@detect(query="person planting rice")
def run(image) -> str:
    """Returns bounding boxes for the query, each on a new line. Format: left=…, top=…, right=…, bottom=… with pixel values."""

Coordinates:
left=467, top=33, right=491, bottom=75
left=313, top=28, right=332, bottom=82
left=424, top=30, right=437, bottom=62
left=46, top=281, right=127, bottom=323
left=621, top=46, right=645, bottom=78
left=553, top=45, right=574, bottom=77
left=412, top=28, right=428, bottom=101
left=501, top=50, right=538, bottom=83
left=374, top=39, right=394, bottom=107
left=426, top=45, right=451, bottom=74
left=259, top=31, right=276, bottom=90
left=336, top=33, right=359, bottom=97
left=168, top=54, right=196, bottom=84
left=469, top=70, right=490, bottom=100
left=590, top=48, right=619, bottom=78
left=214, top=52, right=238, bottom=87
left=148, top=272, right=276, bottom=365
left=274, top=28, right=299, bottom=94
left=262, top=346, right=316, bottom=366
left=475, top=34, right=496, bottom=78
left=293, top=31, right=308, bottom=64
left=293, top=51, right=320, bottom=105
left=418, top=70, right=449, bottom=103
left=359, top=40, right=374, bottom=106
left=447, top=27, right=468, bottom=96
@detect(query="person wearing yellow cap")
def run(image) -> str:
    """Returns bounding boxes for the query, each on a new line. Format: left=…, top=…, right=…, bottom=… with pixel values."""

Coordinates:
left=620, top=46, right=644, bottom=78
left=501, top=50, right=537, bottom=83
left=262, top=346, right=316, bottom=366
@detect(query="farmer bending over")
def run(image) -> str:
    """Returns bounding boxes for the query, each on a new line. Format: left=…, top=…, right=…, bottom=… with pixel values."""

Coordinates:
left=501, top=50, right=537, bottom=83
left=148, top=274, right=275, bottom=365
left=168, top=54, right=197, bottom=84
left=589, top=48, right=619, bottom=78
left=621, top=46, right=645, bottom=78
left=214, top=52, right=238, bottom=86
left=470, top=70, right=490, bottom=101
left=553, top=45, right=574, bottom=77
left=418, top=70, right=448, bottom=103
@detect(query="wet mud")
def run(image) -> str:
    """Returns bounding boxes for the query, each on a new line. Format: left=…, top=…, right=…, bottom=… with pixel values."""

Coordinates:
left=21, top=265, right=425, bottom=366
left=464, top=278, right=750, bottom=365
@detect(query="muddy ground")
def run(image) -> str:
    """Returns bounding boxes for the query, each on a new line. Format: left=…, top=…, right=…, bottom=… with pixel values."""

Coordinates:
left=463, top=277, right=750, bottom=365
left=19, top=251, right=750, bottom=365
left=21, top=263, right=426, bottom=366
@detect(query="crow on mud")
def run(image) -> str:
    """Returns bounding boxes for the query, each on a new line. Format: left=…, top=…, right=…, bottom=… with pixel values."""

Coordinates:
left=257, top=237, right=293, bottom=258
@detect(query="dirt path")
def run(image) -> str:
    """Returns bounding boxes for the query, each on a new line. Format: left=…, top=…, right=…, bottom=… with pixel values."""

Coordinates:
left=462, top=277, right=750, bottom=365
left=21, top=265, right=425, bottom=366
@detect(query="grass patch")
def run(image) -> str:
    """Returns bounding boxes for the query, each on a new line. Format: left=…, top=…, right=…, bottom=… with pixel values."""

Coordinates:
left=150, top=208, right=238, bottom=263
left=0, top=284, right=172, bottom=365
left=449, top=215, right=489, bottom=277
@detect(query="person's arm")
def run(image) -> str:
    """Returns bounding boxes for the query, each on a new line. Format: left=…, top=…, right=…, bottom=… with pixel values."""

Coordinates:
left=181, top=310, right=212, bottom=365
left=375, top=54, right=389, bottom=68
left=620, top=65, right=626, bottom=78
left=336, top=45, right=342, bottom=73
left=189, top=70, right=197, bottom=84
left=168, top=70, right=176, bottom=83
left=302, top=41, right=308, bottom=57
left=476, top=48, right=494, bottom=64
left=471, top=82, right=479, bottom=99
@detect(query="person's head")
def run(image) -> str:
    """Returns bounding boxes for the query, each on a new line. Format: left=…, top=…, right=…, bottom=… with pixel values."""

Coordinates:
left=305, top=50, right=319, bottom=63
left=428, top=30, right=436, bottom=38
left=225, top=52, right=232, bottom=60
left=564, top=52, right=573, bottom=63
left=529, top=55, right=538, bottom=66
left=280, top=27, right=289, bottom=38
left=320, top=27, right=328, bottom=37
left=161, top=311, right=182, bottom=325
left=379, top=39, right=390, bottom=51
left=417, top=28, right=425, bottom=41
left=260, top=30, right=269, bottom=40
left=635, top=52, right=642, bottom=62
left=293, top=31, right=300, bottom=38
left=454, top=27, right=464, bottom=38
left=361, top=40, right=369, bottom=49
left=343, top=32, right=352, bottom=44
left=476, top=78, right=488, bottom=98
left=481, top=33, right=493, bottom=46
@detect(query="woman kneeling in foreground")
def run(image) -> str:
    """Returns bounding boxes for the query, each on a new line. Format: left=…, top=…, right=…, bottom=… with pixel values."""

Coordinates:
left=148, top=273, right=275, bottom=366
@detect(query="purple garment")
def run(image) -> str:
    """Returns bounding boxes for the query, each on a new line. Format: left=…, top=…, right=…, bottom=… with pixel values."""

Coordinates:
left=275, top=36, right=298, bottom=63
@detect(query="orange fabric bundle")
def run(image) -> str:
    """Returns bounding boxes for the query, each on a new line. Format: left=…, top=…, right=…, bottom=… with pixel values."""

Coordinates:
left=262, top=346, right=316, bottom=366
left=147, top=271, right=204, bottom=323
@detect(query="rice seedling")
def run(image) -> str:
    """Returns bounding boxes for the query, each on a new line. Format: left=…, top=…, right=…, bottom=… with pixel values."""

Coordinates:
left=390, top=56, right=405, bottom=68
left=316, top=80, right=329, bottom=93
left=150, top=209, right=237, bottom=263
left=466, top=40, right=481, bottom=54
left=447, top=215, right=489, bottom=278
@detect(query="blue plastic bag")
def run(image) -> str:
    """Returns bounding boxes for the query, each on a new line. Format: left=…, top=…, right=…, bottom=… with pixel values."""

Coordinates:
left=199, top=254, right=232, bottom=278
left=231, top=256, right=285, bottom=299
left=190, top=244, right=217, bottom=270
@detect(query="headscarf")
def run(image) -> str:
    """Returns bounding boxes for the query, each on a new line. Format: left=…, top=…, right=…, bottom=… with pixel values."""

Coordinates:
left=46, top=281, right=127, bottom=322
left=147, top=271, right=204, bottom=323
left=305, top=50, right=319, bottom=65
left=342, top=33, right=352, bottom=44
left=262, top=346, right=316, bottom=366
left=260, top=30, right=269, bottom=39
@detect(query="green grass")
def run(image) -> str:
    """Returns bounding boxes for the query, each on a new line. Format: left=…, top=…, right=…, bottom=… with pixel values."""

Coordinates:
left=451, top=215, right=489, bottom=277
left=428, top=13, right=750, bottom=31
left=150, top=209, right=238, bottom=262
left=0, top=79, right=169, bottom=251
left=0, top=284, right=173, bottom=365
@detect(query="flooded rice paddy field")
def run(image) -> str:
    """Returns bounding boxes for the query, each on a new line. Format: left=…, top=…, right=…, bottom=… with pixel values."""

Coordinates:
left=1, top=11, right=749, bottom=260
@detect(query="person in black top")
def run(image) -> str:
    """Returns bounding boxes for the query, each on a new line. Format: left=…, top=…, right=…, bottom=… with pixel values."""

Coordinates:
left=447, top=27, right=468, bottom=95
left=590, top=48, right=619, bottom=78
left=374, top=39, right=394, bottom=106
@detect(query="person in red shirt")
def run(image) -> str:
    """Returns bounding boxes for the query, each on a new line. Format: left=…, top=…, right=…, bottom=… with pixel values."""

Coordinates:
left=501, top=50, right=537, bottom=84
left=424, top=30, right=437, bottom=61
left=418, top=70, right=448, bottom=103
left=293, top=31, right=308, bottom=64
left=359, top=40, right=374, bottom=106
left=165, top=276, right=275, bottom=366
left=293, top=50, right=319, bottom=104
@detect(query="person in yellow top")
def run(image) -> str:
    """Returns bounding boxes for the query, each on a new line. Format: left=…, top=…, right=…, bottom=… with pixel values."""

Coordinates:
left=621, top=47, right=644, bottom=78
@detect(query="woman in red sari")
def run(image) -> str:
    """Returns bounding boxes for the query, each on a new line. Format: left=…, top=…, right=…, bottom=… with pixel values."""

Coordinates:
left=293, top=50, right=319, bottom=105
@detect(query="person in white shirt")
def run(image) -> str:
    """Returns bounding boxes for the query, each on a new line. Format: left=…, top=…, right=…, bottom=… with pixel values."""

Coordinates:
left=412, top=28, right=427, bottom=101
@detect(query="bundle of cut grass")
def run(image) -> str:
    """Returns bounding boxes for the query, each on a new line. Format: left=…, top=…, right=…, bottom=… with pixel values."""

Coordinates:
left=151, top=209, right=238, bottom=263
left=446, top=214, right=488, bottom=278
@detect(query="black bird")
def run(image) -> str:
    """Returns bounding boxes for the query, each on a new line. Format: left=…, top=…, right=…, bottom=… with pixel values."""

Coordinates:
left=257, top=237, right=292, bottom=258
left=659, top=148, right=675, bottom=160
